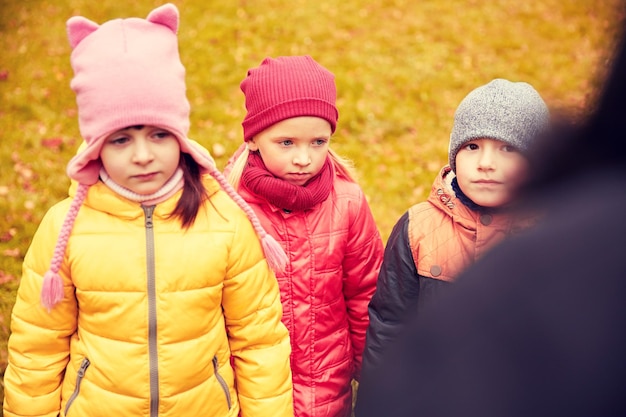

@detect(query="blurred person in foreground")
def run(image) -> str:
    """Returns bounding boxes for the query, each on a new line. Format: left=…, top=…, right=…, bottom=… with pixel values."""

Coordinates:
left=354, top=36, right=626, bottom=417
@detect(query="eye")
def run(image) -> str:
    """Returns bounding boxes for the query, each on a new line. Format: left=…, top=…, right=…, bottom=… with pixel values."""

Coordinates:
left=502, top=144, right=519, bottom=152
left=464, top=142, right=479, bottom=150
left=153, top=130, right=174, bottom=140
left=279, top=139, right=293, bottom=147
left=313, top=138, right=328, bottom=146
left=108, top=136, right=129, bottom=145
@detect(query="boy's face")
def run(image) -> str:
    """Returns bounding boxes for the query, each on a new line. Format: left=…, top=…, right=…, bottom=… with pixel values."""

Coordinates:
left=454, top=138, right=530, bottom=208
left=248, top=116, right=331, bottom=186
left=100, top=125, right=181, bottom=195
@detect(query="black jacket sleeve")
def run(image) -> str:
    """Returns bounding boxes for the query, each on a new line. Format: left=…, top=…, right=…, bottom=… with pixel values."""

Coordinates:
left=360, top=211, right=421, bottom=376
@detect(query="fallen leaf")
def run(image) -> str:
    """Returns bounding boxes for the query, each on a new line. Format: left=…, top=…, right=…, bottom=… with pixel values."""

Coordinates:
left=0, top=270, right=17, bottom=284
left=0, top=228, right=17, bottom=242
left=42, top=137, right=63, bottom=151
left=3, top=248, right=21, bottom=258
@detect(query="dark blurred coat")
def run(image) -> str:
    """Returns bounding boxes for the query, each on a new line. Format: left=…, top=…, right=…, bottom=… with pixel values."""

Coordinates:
left=354, top=35, right=626, bottom=417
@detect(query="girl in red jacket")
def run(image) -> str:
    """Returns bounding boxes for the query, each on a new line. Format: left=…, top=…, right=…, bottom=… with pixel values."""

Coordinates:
left=226, top=56, right=384, bottom=417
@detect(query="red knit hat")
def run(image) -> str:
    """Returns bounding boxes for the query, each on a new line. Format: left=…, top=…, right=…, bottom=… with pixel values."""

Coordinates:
left=240, top=55, right=339, bottom=141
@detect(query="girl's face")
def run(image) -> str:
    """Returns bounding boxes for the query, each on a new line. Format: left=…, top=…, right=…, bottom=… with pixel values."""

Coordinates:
left=455, top=138, right=530, bottom=208
left=100, top=125, right=181, bottom=195
left=248, top=116, right=331, bottom=186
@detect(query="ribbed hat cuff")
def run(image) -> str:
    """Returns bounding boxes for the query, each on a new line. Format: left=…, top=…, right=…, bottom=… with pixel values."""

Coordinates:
left=242, top=98, right=338, bottom=141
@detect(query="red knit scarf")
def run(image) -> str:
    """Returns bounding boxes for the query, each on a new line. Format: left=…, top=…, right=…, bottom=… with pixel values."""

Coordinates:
left=242, top=151, right=333, bottom=211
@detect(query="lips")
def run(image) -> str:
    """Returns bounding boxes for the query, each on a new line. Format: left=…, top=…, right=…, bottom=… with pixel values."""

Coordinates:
left=284, top=172, right=310, bottom=185
left=287, top=172, right=309, bottom=178
left=133, top=172, right=158, bottom=181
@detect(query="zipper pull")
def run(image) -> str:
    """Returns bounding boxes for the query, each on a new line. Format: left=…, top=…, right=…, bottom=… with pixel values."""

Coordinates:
left=143, top=205, right=155, bottom=228
left=77, top=358, right=91, bottom=377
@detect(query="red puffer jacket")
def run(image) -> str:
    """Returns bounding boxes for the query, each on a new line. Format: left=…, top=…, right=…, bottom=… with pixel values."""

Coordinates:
left=238, top=173, right=383, bottom=417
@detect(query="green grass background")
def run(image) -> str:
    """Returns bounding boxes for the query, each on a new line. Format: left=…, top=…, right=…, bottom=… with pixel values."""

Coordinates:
left=1, top=0, right=624, bottom=410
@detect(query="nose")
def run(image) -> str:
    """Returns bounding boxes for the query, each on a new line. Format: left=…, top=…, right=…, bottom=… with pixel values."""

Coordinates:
left=477, top=148, right=495, bottom=170
left=293, top=147, right=311, bottom=166
left=131, top=139, right=154, bottom=165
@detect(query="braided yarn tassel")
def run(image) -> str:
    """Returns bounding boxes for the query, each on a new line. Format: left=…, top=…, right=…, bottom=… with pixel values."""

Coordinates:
left=259, top=231, right=289, bottom=273
left=40, top=269, right=65, bottom=312
left=41, top=183, right=88, bottom=310
left=209, top=166, right=288, bottom=273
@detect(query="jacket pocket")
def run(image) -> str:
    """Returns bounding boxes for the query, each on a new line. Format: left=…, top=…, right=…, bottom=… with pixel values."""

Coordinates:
left=213, top=355, right=232, bottom=410
left=64, top=357, right=91, bottom=415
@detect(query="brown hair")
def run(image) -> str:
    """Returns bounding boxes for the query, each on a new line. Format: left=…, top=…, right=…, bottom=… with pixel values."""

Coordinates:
left=169, top=152, right=208, bottom=228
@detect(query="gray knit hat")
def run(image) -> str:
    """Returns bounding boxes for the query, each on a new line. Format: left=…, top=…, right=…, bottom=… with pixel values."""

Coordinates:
left=449, top=78, right=549, bottom=172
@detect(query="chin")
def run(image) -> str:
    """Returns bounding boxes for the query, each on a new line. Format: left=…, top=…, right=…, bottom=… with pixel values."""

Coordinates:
left=478, top=199, right=511, bottom=208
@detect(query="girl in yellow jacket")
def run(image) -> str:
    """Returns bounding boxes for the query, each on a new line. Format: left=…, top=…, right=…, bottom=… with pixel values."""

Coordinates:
left=2, top=4, right=293, bottom=417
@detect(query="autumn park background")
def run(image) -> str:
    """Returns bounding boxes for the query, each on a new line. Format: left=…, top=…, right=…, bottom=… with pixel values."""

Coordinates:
left=1, top=0, right=624, bottom=409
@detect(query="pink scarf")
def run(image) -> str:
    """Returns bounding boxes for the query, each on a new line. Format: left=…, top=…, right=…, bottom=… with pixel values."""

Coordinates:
left=242, top=151, right=333, bottom=211
left=99, top=167, right=184, bottom=206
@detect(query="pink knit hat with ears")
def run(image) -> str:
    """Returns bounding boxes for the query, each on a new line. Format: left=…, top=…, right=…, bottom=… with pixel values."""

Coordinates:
left=65, top=2, right=214, bottom=184
left=41, top=3, right=287, bottom=310
left=240, top=55, right=339, bottom=141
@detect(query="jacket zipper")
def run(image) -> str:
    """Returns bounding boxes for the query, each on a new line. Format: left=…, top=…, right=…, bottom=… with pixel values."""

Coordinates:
left=64, top=357, right=91, bottom=415
left=213, top=356, right=232, bottom=409
left=144, top=205, right=160, bottom=417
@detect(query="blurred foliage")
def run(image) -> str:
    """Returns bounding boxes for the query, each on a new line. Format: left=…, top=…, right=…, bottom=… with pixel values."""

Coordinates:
left=0, top=0, right=624, bottom=410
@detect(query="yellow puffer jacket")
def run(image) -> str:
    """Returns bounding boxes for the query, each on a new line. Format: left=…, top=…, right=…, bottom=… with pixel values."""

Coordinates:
left=4, top=176, right=293, bottom=417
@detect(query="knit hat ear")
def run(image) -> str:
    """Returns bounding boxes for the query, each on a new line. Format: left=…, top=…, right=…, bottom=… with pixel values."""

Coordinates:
left=67, top=16, right=99, bottom=48
left=146, top=3, right=179, bottom=32
left=448, top=78, right=550, bottom=172
left=240, top=55, right=339, bottom=141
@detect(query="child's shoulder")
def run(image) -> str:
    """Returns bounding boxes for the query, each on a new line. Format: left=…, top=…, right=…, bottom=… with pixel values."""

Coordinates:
left=29, top=196, right=77, bottom=239
left=43, top=196, right=76, bottom=220
left=200, top=175, right=251, bottom=220
left=407, top=179, right=453, bottom=228
left=202, top=176, right=239, bottom=208
left=332, top=175, right=365, bottom=199
left=406, top=200, right=446, bottom=235
left=407, top=200, right=435, bottom=217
